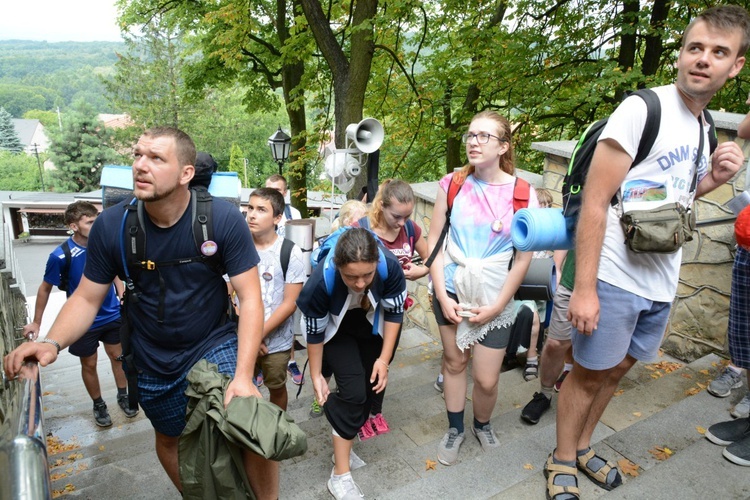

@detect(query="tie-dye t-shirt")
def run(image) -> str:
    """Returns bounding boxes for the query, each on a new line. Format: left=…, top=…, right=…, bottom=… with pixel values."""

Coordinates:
left=438, top=172, right=539, bottom=294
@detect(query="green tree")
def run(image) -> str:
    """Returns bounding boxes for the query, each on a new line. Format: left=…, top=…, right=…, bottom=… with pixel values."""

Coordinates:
left=0, top=107, right=22, bottom=153
left=103, top=22, right=186, bottom=128
left=47, top=100, right=119, bottom=192
left=118, top=0, right=314, bottom=214
left=227, top=143, right=246, bottom=187
left=23, top=109, right=60, bottom=130
left=0, top=150, right=43, bottom=190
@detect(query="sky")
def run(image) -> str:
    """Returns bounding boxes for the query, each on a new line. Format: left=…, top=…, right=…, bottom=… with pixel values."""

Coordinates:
left=0, top=0, right=122, bottom=42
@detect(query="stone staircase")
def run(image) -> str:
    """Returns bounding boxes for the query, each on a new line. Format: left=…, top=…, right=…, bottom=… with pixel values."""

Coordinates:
left=40, top=327, right=749, bottom=499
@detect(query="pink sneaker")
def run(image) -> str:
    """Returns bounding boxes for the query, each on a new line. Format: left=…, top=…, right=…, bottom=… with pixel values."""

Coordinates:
left=357, top=420, right=377, bottom=441
left=371, top=413, right=390, bottom=435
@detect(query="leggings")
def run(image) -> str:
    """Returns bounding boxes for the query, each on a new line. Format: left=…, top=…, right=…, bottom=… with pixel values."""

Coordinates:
left=323, top=308, right=383, bottom=440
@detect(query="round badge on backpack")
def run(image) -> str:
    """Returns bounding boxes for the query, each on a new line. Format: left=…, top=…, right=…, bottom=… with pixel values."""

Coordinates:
left=201, top=240, right=218, bottom=256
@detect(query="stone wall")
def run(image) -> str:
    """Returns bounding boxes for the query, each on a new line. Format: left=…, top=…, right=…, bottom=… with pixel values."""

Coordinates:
left=531, top=110, right=746, bottom=362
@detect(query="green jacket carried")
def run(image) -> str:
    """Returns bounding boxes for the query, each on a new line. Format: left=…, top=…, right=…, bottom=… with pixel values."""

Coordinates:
left=179, top=360, right=308, bottom=499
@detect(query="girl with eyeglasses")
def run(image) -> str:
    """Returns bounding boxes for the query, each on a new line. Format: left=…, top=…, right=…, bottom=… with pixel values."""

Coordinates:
left=428, top=110, right=539, bottom=465
left=297, top=228, right=406, bottom=499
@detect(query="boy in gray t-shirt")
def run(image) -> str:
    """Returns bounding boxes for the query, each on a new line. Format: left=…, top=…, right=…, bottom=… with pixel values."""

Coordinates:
left=246, top=188, right=306, bottom=410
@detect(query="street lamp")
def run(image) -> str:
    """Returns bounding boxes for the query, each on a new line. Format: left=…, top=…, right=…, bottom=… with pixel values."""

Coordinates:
left=267, top=126, right=291, bottom=175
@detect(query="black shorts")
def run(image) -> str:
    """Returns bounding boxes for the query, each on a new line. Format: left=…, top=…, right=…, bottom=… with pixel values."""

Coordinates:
left=432, top=291, right=511, bottom=350
left=68, top=319, right=122, bottom=358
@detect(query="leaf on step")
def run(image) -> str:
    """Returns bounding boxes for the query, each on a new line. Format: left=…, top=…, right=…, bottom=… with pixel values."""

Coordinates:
left=644, top=365, right=656, bottom=371
left=695, top=426, right=706, bottom=435
left=425, top=459, right=437, bottom=471
left=99, top=445, right=106, bottom=451
left=633, top=412, right=642, bottom=417
left=523, top=463, right=534, bottom=470
left=50, top=473, right=67, bottom=481
left=711, top=362, right=718, bottom=367
left=681, top=373, right=693, bottom=379
left=514, top=403, right=522, bottom=409
left=685, top=387, right=701, bottom=396
left=65, top=468, right=73, bottom=474
left=699, top=369, right=710, bottom=375
left=648, top=446, right=673, bottom=461
left=696, top=382, right=707, bottom=389
left=617, top=459, right=639, bottom=477
left=76, top=463, right=89, bottom=472
left=424, top=355, right=431, bottom=360
left=614, top=389, right=625, bottom=397
left=650, top=361, right=683, bottom=373
left=650, top=372, right=662, bottom=379
left=43, top=391, right=54, bottom=396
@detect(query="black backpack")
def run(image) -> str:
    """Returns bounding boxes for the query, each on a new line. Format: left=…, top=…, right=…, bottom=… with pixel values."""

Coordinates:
left=561, top=89, right=717, bottom=232
left=58, top=241, right=72, bottom=296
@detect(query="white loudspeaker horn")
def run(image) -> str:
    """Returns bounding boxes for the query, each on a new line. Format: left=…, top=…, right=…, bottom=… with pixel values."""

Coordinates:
left=324, top=152, right=360, bottom=193
left=345, top=118, right=384, bottom=154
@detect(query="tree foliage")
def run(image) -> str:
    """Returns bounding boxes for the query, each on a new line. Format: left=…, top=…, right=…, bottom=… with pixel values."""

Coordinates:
left=0, top=107, right=23, bottom=153
left=47, top=100, right=121, bottom=193
left=0, top=150, right=43, bottom=191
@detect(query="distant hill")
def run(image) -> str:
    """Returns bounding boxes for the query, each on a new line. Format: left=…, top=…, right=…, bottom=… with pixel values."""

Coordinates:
left=0, top=40, right=124, bottom=117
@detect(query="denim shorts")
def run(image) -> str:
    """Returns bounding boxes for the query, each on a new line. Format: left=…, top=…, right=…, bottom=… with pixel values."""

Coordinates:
left=571, top=280, right=670, bottom=370
left=138, top=336, right=238, bottom=437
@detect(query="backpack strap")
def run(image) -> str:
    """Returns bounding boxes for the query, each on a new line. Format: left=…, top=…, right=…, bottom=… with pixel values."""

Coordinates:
left=631, top=88, right=661, bottom=166
left=405, top=219, right=416, bottom=258
left=280, top=237, right=294, bottom=281
left=705, top=109, right=718, bottom=155
left=357, top=216, right=371, bottom=230
left=512, top=177, right=531, bottom=213
left=425, top=173, right=466, bottom=268
left=59, top=240, right=72, bottom=296
left=322, top=247, right=388, bottom=296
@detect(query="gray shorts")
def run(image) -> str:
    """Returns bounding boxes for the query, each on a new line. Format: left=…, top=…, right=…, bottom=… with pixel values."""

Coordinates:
left=546, top=285, right=573, bottom=342
left=571, top=280, right=671, bottom=371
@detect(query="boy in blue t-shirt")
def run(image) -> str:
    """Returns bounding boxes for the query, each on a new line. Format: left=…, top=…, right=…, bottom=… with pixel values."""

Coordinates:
left=246, top=188, right=306, bottom=410
left=22, top=201, right=136, bottom=427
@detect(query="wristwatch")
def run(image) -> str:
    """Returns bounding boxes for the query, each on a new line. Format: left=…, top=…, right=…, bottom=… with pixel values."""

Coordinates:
left=38, top=338, right=61, bottom=354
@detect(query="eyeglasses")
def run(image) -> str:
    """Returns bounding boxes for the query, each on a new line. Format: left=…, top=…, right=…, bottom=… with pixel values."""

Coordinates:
left=461, top=132, right=507, bottom=144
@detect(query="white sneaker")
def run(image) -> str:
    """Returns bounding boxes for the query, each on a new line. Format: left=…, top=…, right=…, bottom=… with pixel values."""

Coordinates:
left=330, top=450, right=367, bottom=470
left=327, top=470, right=364, bottom=499
left=732, top=392, right=750, bottom=419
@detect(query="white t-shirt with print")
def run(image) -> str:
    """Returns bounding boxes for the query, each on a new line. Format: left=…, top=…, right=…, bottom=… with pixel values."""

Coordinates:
left=258, top=236, right=307, bottom=353
left=597, top=84, right=709, bottom=302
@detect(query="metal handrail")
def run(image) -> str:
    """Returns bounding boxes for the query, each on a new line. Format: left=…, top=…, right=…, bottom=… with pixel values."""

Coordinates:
left=0, top=362, right=52, bottom=499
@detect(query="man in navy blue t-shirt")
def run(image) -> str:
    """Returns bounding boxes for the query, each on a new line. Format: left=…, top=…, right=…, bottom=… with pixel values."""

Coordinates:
left=23, top=201, right=135, bottom=427
left=5, top=127, right=273, bottom=498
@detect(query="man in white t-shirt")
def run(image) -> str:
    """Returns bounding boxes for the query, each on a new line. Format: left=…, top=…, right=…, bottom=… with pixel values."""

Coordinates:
left=264, top=174, right=306, bottom=385
left=547, top=6, right=750, bottom=498
left=265, top=174, right=302, bottom=237
left=247, top=187, right=306, bottom=412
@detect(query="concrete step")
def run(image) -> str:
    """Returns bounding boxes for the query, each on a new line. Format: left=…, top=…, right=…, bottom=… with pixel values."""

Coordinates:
left=487, top=354, right=745, bottom=500
left=40, top=321, right=746, bottom=499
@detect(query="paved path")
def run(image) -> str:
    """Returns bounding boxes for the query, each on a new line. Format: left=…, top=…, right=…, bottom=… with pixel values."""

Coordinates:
left=11, top=240, right=749, bottom=499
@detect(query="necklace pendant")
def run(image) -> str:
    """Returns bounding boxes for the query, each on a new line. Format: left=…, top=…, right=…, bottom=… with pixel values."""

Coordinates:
left=491, top=219, right=503, bottom=233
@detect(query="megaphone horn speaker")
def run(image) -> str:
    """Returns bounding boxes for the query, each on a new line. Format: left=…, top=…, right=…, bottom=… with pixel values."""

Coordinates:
left=345, top=118, right=384, bottom=154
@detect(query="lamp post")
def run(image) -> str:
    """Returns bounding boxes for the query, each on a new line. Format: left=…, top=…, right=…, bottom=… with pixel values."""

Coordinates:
left=267, top=126, right=291, bottom=176
left=31, top=143, right=45, bottom=192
